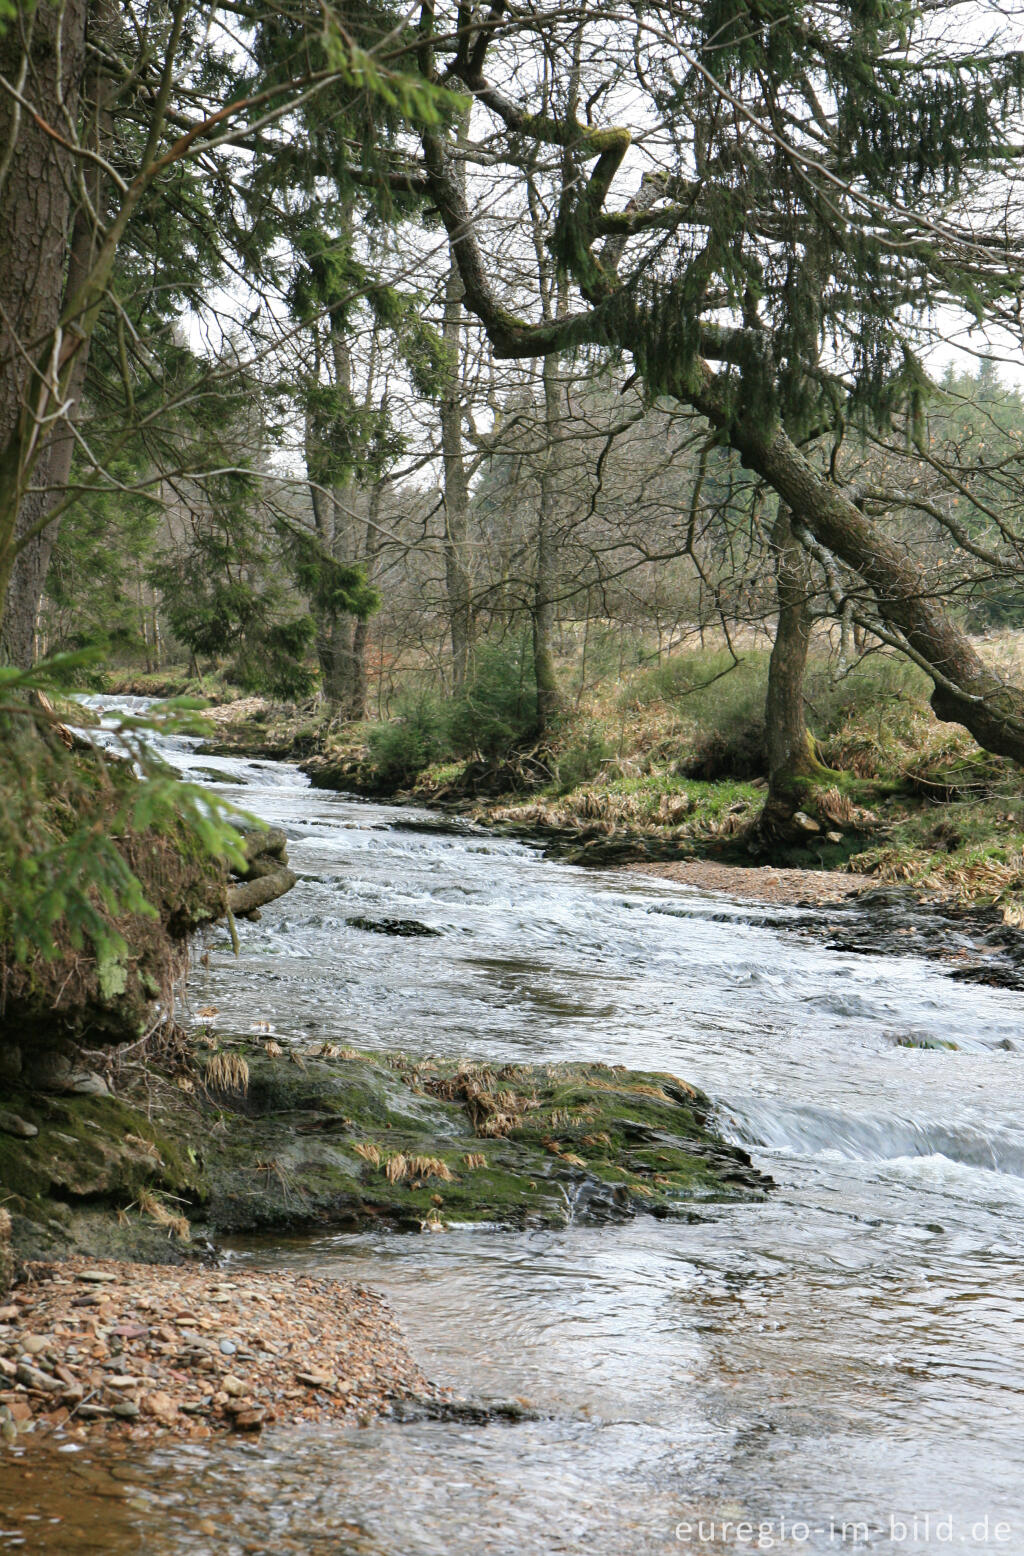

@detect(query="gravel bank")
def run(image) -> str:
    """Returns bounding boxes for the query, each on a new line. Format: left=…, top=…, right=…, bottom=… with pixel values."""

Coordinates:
left=0, top=1257, right=433, bottom=1442
left=621, top=857, right=873, bottom=906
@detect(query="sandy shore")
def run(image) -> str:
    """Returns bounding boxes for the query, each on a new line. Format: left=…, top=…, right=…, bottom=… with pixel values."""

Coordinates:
left=621, top=858, right=874, bottom=907
left=0, top=1257, right=433, bottom=1442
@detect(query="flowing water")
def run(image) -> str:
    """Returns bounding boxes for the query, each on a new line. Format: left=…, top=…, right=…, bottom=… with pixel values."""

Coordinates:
left=2, top=702, right=1024, bottom=1553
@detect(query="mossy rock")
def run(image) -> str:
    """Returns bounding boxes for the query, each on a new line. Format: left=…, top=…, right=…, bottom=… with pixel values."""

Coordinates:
left=0, top=1088, right=208, bottom=1266
left=0, top=1045, right=770, bottom=1260
left=193, top=1047, right=770, bottom=1234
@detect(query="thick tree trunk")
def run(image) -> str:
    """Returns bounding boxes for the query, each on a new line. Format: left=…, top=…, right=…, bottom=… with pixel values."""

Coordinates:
left=440, top=110, right=474, bottom=692
left=318, top=615, right=359, bottom=712
left=0, top=0, right=87, bottom=658
left=758, top=505, right=833, bottom=841
left=711, top=403, right=1024, bottom=764
left=4, top=127, right=109, bottom=667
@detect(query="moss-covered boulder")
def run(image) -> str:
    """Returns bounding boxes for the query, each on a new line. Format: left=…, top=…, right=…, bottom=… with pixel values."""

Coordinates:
left=195, top=1046, right=770, bottom=1233
left=0, top=1088, right=208, bottom=1265
left=0, top=1043, right=769, bottom=1260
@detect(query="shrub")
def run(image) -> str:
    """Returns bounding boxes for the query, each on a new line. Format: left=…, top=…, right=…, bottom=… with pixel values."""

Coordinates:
left=553, top=721, right=614, bottom=792
left=365, top=690, right=449, bottom=784
left=446, top=637, right=539, bottom=760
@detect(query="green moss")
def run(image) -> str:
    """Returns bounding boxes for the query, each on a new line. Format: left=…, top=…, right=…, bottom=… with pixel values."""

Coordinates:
left=0, top=1087, right=209, bottom=1264
left=188, top=1047, right=769, bottom=1234
left=2, top=1043, right=768, bottom=1254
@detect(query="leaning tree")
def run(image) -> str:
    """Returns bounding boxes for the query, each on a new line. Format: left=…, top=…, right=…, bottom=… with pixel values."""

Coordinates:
left=386, top=0, right=1024, bottom=831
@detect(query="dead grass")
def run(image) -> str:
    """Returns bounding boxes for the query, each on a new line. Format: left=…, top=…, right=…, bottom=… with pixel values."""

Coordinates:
left=134, top=1187, right=191, bottom=1242
left=204, top=1052, right=250, bottom=1095
left=425, top=1063, right=537, bottom=1138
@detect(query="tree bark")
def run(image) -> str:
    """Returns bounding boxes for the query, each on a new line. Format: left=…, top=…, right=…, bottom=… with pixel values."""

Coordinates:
left=706, top=397, right=1024, bottom=764
left=0, top=0, right=87, bottom=661
left=758, top=505, right=833, bottom=840
left=440, top=257, right=473, bottom=690
left=3, top=51, right=112, bottom=669
left=533, top=353, right=563, bottom=732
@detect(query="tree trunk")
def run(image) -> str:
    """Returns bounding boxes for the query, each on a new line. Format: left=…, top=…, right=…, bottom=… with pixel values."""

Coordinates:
left=441, top=257, right=473, bottom=690
left=5, top=171, right=109, bottom=665
left=440, top=110, right=474, bottom=691
left=318, top=615, right=358, bottom=711
left=758, top=505, right=833, bottom=841
left=0, top=0, right=87, bottom=659
left=705, top=394, right=1024, bottom=765
left=533, top=353, right=563, bottom=732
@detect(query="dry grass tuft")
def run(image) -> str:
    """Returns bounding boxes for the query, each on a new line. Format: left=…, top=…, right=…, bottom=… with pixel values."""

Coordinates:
left=426, top=1064, right=534, bottom=1137
left=205, top=1051, right=249, bottom=1094
left=462, top=1152, right=486, bottom=1169
left=408, top=1156, right=455, bottom=1182
left=137, top=1187, right=191, bottom=1241
left=818, top=786, right=856, bottom=826
left=352, top=1142, right=381, bottom=1167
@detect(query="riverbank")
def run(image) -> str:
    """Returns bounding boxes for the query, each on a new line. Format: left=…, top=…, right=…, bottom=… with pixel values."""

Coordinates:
left=619, top=858, right=872, bottom=906
left=191, top=686, right=1024, bottom=920
left=0, top=1258, right=432, bottom=1442
left=2, top=1027, right=768, bottom=1264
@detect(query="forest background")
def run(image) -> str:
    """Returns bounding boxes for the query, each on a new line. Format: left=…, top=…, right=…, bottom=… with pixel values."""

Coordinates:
left=6, top=0, right=1024, bottom=984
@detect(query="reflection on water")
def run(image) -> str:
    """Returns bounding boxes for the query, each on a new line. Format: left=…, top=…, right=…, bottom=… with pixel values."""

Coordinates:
left=3, top=710, right=1023, bottom=1552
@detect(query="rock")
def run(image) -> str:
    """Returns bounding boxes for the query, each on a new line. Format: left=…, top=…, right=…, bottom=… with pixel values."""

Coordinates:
left=824, top=830, right=844, bottom=844
left=0, top=1210, right=12, bottom=1297
left=222, top=1375, right=246, bottom=1397
left=0, top=1110, right=38, bottom=1138
left=791, top=811, right=821, bottom=834
left=345, top=916, right=442, bottom=937
left=232, top=823, right=289, bottom=868
left=295, top=1369, right=334, bottom=1388
left=22, top=1335, right=50, bottom=1356
left=218, top=1338, right=237, bottom=1355
left=112, top=1401, right=141, bottom=1420
left=77, top=1270, right=118, bottom=1283
left=142, top=1390, right=179, bottom=1423
left=21, top=1050, right=72, bottom=1091
left=0, top=1045, right=22, bottom=1084
left=229, top=1407, right=266, bottom=1431
left=16, top=1362, right=61, bottom=1392
left=68, top=1071, right=110, bottom=1097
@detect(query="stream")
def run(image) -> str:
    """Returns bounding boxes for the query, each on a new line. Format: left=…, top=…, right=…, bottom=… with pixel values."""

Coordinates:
left=2, top=703, right=1024, bottom=1553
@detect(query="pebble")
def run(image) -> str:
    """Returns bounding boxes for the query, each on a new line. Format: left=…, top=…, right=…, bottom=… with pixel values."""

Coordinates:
left=68, top=1071, right=110, bottom=1096
left=219, top=1338, right=237, bottom=1355
left=76, top=1270, right=117, bottom=1284
left=0, top=1111, right=38, bottom=1138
